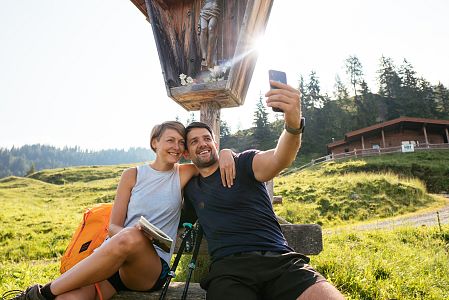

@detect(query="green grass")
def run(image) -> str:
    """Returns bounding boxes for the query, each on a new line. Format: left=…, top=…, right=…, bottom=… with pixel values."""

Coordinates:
left=0, top=165, right=133, bottom=292
left=274, top=166, right=438, bottom=227
left=1, top=161, right=449, bottom=298
left=314, top=225, right=449, bottom=299
left=317, top=150, right=449, bottom=193
left=28, top=165, right=128, bottom=185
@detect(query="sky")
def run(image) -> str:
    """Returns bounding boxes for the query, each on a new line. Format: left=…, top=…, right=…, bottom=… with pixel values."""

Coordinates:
left=1, top=0, right=448, bottom=150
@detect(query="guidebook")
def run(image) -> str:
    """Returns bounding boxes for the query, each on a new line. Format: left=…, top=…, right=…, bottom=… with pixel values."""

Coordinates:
left=139, top=216, right=173, bottom=253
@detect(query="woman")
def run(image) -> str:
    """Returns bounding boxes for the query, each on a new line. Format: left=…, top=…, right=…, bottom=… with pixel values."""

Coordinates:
left=10, top=121, right=235, bottom=300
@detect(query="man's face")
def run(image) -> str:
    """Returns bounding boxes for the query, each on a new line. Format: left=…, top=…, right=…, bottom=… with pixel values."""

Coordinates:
left=186, top=127, right=219, bottom=168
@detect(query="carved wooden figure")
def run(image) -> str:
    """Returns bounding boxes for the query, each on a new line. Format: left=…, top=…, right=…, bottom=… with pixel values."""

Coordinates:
left=198, top=0, right=221, bottom=69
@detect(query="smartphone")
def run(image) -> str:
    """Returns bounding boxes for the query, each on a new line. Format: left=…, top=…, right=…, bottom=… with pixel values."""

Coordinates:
left=268, top=70, right=287, bottom=112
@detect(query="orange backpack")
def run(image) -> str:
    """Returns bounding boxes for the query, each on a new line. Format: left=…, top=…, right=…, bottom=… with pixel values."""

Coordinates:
left=60, top=203, right=113, bottom=273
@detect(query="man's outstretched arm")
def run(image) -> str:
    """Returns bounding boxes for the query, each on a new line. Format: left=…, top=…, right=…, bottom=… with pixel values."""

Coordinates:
left=252, top=80, right=302, bottom=182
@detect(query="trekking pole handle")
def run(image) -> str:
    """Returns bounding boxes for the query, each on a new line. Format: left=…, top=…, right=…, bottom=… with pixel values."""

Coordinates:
left=183, top=222, right=193, bottom=229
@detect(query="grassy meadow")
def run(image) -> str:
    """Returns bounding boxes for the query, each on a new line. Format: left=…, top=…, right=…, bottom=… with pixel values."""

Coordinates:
left=274, top=161, right=437, bottom=226
left=315, top=225, right=449, bottom=299
left=1, top=156, right=449, bottom=299
left=0, top=165, right=131, bottom=293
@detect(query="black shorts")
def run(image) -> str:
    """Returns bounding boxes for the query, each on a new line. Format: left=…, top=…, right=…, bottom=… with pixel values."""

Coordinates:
left=201, top=251, right=326, bottom=300
left=107, top=257, right=170, bottom=292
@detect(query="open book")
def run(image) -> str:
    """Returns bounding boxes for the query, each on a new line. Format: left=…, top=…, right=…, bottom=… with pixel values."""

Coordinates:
left=139, top=216, right=173, bottom=253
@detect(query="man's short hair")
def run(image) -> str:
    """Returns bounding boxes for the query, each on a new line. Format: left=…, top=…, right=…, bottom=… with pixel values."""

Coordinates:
left=150, top=121, right=185, bottom=152
left=185, top=122, right=214, bottom=143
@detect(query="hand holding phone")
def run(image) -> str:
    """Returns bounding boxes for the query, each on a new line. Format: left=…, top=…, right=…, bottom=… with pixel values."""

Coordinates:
left=268, top=70, right=287, bottom=112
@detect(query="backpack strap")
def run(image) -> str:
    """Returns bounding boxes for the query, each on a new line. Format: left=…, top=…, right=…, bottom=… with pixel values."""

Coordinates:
left=95, top=283, right=103, bottom=300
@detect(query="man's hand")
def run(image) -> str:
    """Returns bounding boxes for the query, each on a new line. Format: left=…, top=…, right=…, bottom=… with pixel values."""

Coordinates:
left=265, top=80, right=301, bottom=127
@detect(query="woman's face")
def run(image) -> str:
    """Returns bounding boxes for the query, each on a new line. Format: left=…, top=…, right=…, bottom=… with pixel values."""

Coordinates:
left=152, top=128, right=186, bottom=164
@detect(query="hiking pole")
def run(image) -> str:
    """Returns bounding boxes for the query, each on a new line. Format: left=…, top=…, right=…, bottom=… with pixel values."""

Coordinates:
left=159, top=223, right=194, bottom=300
left=181, top=224, right=204, bottom=300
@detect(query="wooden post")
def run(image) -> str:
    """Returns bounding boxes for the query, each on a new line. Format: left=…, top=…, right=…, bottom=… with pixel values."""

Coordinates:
left=445, top=127, right=449, bottom=144
left=200, top=102, right=221, bottom=148
left=381, top=128, right=386, bottom=148
left=423, top=125, right=429, bottom=147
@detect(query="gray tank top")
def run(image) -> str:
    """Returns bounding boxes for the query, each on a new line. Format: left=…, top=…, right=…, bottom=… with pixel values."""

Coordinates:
left=124, top=164, right=182, bottom=264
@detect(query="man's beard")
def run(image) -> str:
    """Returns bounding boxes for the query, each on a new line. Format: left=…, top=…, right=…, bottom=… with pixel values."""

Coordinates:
left=192, top=151, right=218, bottom=168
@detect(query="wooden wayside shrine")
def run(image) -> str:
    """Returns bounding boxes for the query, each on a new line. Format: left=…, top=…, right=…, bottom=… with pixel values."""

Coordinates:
left=130, top=0, right=274, bottom=112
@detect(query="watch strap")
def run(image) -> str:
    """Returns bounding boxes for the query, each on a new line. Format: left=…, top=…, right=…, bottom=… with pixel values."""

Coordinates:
left=284, top=117, right=305, bottom=135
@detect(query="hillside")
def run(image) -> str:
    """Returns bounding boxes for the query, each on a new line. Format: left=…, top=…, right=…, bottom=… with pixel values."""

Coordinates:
left=1, top=157, right=448, bottom=298
left=274, top=150, right=448, bottom=226
left=0, top=165, right=135, bottom=293
left=28, top=165, right=128, bottom=185
left=316, top=150, right=449, bottom=193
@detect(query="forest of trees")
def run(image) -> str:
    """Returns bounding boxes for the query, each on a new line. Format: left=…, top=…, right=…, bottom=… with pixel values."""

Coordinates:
left=0, top=145, right=154, bottom=178
left=220, top=55, right=449, bottom=161
left=2, top=55, right=448, bottom=178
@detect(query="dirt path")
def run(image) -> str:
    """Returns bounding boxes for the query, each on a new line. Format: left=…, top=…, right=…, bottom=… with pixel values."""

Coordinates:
left=350, top=205, right=449, bottom=231
left=325, top=196, right=449, bottom=233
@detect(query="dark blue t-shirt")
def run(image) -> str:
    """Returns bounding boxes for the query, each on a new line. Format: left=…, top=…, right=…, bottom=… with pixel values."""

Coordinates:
left=184, top=150, right=292, bottom=261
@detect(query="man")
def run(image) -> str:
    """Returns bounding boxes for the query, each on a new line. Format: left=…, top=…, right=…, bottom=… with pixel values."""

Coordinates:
left=183, top=80, right=345, bottom=299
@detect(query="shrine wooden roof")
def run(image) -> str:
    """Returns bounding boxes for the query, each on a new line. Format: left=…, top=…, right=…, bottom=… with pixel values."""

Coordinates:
left=130, top=0, right=148, bottom=17
left=131, top=0, right=180, bottom=17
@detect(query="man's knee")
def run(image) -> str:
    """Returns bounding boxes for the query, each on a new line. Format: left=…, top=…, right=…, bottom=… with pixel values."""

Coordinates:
left=297, top=281, right=345, bottom=300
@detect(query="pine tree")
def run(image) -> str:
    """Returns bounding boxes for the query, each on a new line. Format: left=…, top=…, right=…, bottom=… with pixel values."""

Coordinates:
left=399, top=59, right=418, bottom=89
left=220, top=120, right=231, bottom=138
left=398, top=59, right=423, bottom=117
left=253, top=94, right=271, bottom=149
left=377, top=56, right=402, bottom=119
left=306, top=71, right=323, bottom=109
left=298, top=75, right=311, bottom=116
left=377, top=56, right=402, bottom=99
left=433, top=82, right=449, bottom=118
left=345, top=56, right=370, bottom=128
left=345, top=55, right=364, bottom=101
left=333, top=74, right=349, bottom=101
left=26, top=162, right=36, bottom=176
left=417, top=78, right=437, bottom=118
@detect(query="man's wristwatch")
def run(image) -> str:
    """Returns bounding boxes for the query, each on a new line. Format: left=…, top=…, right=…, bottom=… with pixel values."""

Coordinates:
left=284, top=117, right=305, bottom=135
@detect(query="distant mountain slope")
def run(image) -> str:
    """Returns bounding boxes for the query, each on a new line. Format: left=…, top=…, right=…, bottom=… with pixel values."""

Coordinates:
left=0, top=144, right=154, bottom=178
left=28, top=164, right=134, bottom=185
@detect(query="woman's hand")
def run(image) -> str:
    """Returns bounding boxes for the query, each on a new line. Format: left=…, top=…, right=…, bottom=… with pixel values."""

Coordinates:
left=219, top=149, right=236, bottom=187
left=135, top=223, right=153, bottom=241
